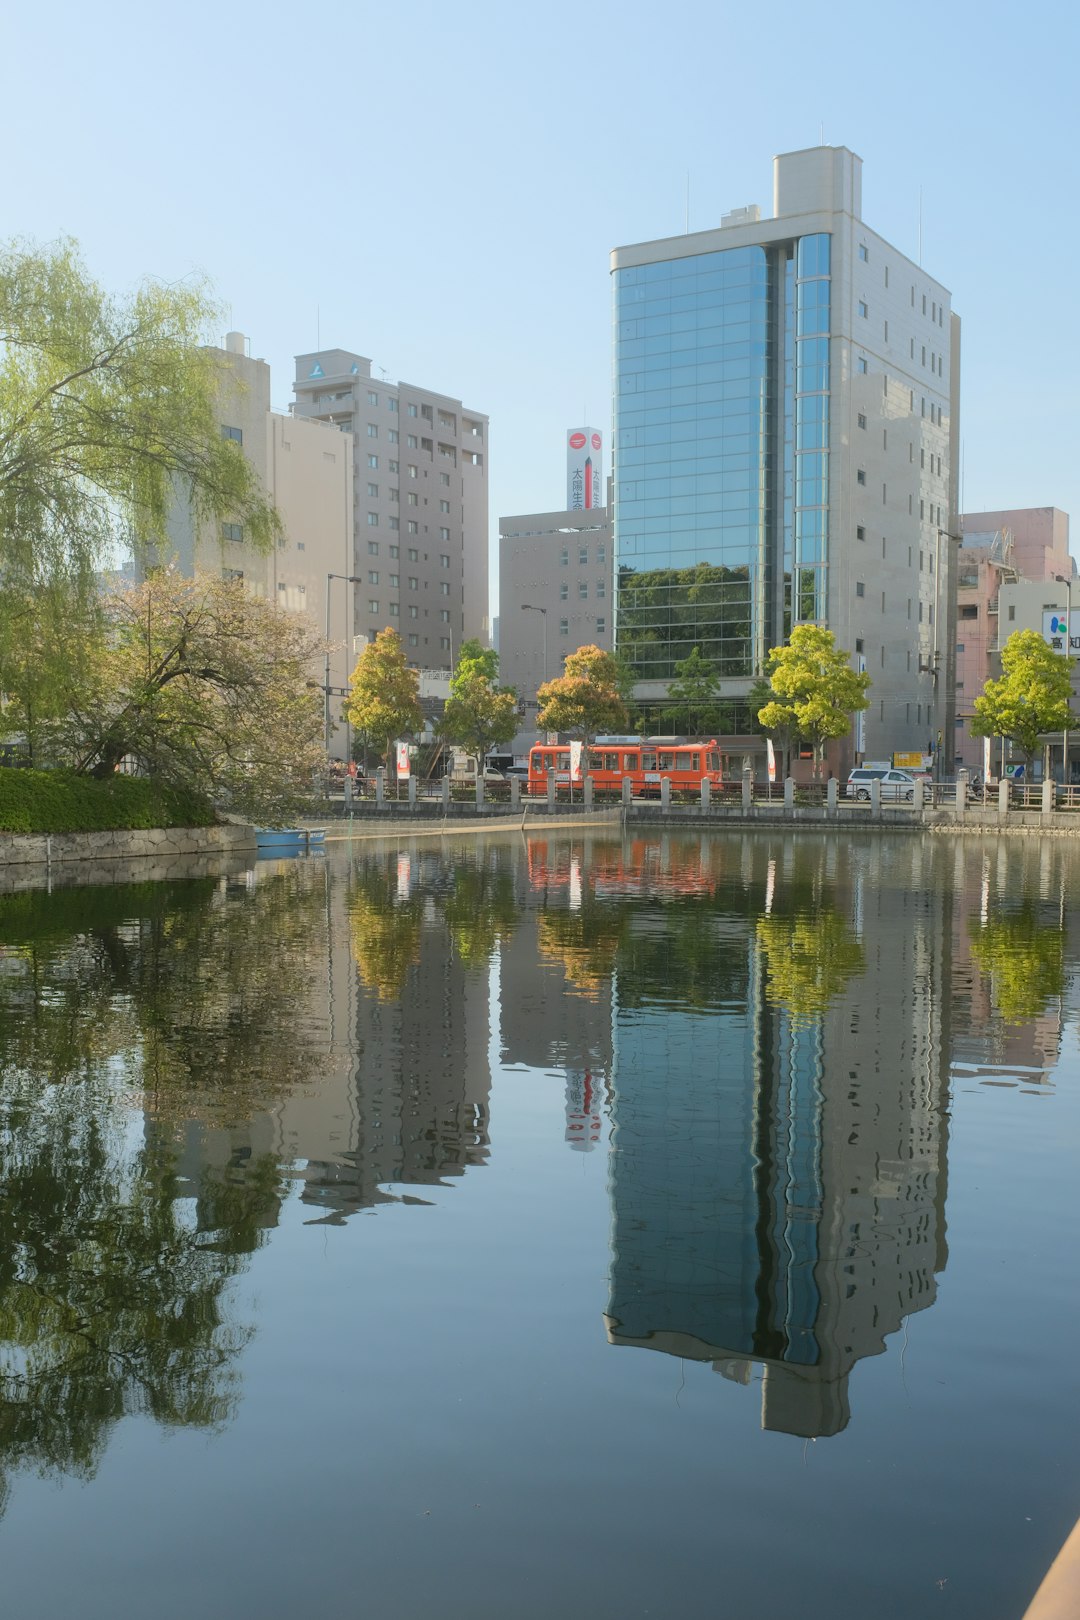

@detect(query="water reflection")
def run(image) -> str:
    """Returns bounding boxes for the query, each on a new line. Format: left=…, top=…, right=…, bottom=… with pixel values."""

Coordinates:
left=0, top=830, right=1075, bottom=1525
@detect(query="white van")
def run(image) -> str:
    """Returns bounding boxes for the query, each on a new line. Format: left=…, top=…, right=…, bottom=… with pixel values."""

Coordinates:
left=845, top=767, right=918, bottom=802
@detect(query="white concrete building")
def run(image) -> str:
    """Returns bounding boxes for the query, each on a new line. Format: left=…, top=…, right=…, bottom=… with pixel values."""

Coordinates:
left=291, top=350, right=488, bottom=670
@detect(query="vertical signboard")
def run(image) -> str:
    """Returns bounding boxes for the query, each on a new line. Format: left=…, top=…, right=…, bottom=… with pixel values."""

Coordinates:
left=395, top=741, right=411, bottom=780
left=854, top=654, right=867, bottom=755
left=567, top=427, right=603, bottom=510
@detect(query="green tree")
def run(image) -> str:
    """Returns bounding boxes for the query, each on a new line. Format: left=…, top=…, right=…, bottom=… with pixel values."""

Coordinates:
left=344, top=627, right=424, bottom=775
left=536, top=644, right=631, bottom=745
left=971, top=629, right=1074, bottom=778
left=441, top=639, right=518, bottom=767
left=0, top=237, right=279, bottom=592
left=38, top=570, right=325, bottom=823
left=758, top=625, right=870, bottom=779
left=667, top=646, right=722, bottom=737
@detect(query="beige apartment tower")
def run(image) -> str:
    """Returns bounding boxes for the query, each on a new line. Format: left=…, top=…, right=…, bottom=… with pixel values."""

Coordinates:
left=292, top=351, right=489, bottom=670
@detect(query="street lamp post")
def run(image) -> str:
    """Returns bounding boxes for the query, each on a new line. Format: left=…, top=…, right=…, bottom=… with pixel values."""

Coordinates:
left=520, top=603, right=548, bottom=727
left=325, top=572, right=362, bottom=766
left=1055, top=573, right=1073, bottom=788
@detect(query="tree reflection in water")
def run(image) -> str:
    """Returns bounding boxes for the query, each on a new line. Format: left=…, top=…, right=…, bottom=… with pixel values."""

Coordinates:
left=0, top=866, right=330, bottom=1510
left=756, top=909, right=864, bottom=1024
left=969, top=902, right=1066, bottom=1024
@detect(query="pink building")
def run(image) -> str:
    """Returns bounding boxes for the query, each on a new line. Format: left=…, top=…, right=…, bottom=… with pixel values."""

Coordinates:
left=955, top=508, right=1072, bottom=772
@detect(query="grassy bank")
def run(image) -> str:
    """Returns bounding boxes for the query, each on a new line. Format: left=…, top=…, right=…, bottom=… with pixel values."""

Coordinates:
left=0, top=770, right=217, bottom=834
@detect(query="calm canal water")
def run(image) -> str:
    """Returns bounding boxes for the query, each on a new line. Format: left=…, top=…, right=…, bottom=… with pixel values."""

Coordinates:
left=0, top=830, right=1078, bottom=1619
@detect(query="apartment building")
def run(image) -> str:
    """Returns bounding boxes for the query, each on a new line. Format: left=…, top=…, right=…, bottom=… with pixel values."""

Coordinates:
left=161, top=332, right=355, bottom=759
left=611, top=145, right=961, bottom=771
left=292, top=350, right=489, bottom=670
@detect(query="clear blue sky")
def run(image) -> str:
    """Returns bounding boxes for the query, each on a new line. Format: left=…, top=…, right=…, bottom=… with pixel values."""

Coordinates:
left=8, top=0, right=1078, bottom=609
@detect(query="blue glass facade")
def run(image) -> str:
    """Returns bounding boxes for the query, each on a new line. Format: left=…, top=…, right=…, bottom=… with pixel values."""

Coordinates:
left=613, top=234, right=831, bottom=683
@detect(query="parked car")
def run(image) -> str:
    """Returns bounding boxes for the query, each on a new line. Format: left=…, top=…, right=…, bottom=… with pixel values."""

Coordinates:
left=845, top=766, right=918, bottom=802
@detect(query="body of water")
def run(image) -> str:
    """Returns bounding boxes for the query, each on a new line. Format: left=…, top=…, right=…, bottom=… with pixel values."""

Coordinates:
left=0, top=831, right=1077, bottom=1619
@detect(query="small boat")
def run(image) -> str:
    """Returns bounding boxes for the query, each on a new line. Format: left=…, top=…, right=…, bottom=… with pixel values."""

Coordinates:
left=255, top=827, right=327, bottom=852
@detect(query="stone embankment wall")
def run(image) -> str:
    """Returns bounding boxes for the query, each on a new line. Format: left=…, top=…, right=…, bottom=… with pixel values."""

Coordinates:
left=0, top=824, right=256, bottom=868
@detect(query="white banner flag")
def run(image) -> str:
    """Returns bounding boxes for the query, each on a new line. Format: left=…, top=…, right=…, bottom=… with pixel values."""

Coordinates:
left=982, top=736, right=991, bottom=781
left=766, top=736, right=776, bottom=783
left=569, top=740, right=584, bottom=783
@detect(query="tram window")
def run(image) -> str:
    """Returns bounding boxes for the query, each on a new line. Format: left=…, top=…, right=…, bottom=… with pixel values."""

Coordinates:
left=657, top=751, right=675, bottom=770
left=641, top=751, right=656, bottom=770
left=707, top=751, right=720, bottom=771
left=689, top=752, right=701, bottom=772
left=623, top=752, right=637, bottom=771
left=600, top=752, right=619, bottom=771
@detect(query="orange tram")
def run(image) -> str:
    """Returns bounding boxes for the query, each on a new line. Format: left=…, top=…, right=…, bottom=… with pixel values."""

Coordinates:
left=526, top=736, right=724, bottom=798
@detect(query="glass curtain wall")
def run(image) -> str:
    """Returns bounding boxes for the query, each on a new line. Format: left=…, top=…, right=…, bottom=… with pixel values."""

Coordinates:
left=613, top=234, right=831, bottom=688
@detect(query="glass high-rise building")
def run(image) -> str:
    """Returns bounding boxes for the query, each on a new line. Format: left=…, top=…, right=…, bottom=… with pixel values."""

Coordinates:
left=611, top=146, right=960, bottom=767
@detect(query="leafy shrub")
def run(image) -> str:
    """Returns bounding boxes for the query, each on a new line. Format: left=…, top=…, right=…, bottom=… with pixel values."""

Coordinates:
left=0, top=770, right=217, bottom=834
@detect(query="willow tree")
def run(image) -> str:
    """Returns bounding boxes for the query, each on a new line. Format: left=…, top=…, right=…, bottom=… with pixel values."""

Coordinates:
left=0, top=238, right=280, bottom=743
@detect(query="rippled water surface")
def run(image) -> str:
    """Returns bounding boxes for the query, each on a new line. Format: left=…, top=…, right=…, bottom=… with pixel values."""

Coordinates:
left=0, top=831, right=1078, bottom=1619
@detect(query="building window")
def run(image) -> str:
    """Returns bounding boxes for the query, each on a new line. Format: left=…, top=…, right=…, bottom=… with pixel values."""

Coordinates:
left=407, top=403, right=418, bottom=417
left=408, top=548, right=418, bottom=561
left=389, top=517, right=400, bottom=532
left=367, top=512, right=378, bottom=526
left=596, top=617, right=606, bottom=635
left=367, top=391, right=378, bottom=406
left=440, top=636, right=451, bottom=651
left=597, top=579, right=606, bottom=599
left=368, top=570, right=379, bottom=584
left=368, top=599, right=379, bottom=613
left=578, top=581, right=588, bottom=599
left=857, top=469, right=866, bottom=485
left=560, top=547, right=569, bottom=565
left=389, top=429, right=399, bottom=444
left=407, top=522, right=418, bottom=535
left=407, top=492, right=418, bottom=506
left=440, top=499, right=450, bottom=513
left=389, top=573, right=399, bottom=587
left=857, top=525, right=866, bottom=541
left=390, top=603, right=399, bottom=616
left=367, top=483, right=378, bottom=497
left=1008, top=605, right=1015, bottom=621
left=367, top=541, right=379, bottom=556
left=857, top=357, right=868, bottom=374
left=858, top=243, right=868, bottom=262
left=367, top=425, right=378, bottom=438
left=389, top=460, right=399, bottom=474
left=390, top=544, right=399, bottom=558
left=221, top=425, right=243, bottom=445
left=408, top=576, right=418, bottom=590
left=440, top=472, right=450, bottom=486
left=855, top=638, right=864, bottom=653
left=408, top=634, right=419, bottom=647
left=296, top=541, right=305, bottom=551
left=560, top=582, right=569, bottom=601
left=597, top=544, right=606, bottom=563
left=579, top=545, right=588, bottom=564
left=439, top=528, right=450, bottom=542
left=559, top=618, right=569, bottom=636
left=388, top=398, right=399, bottom=413
left=408, top=605, right=418, bottom=618
left=858, top=300, right=868, bottom=319
left=367, top=454, right=378, bottom=469
left=440, top=609, right=450, bottom=622
left=440, top=552, right=450, bottom=567
left=408, top=463, right=418, bottom=478
left=407, top=435, right=418, bottom=450
left=440, top=582, right=450, bottom=596
left=857, top=413, right=866, bottom=430
left=856, top=581, right=865, bottom=597
left=221, top=522, right=243, bottom=542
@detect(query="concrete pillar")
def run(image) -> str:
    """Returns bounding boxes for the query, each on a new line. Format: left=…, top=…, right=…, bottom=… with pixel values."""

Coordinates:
left=913, top=778, right=924, bottom=814
left=441, top=776, right=450, bottom=811
left=870, top=778, right=881, bottom=816
left=783, top=777, right=795, bottom=810
left=827, top=778, right=838, bottom=815
left=741, top=773, right=752, bottom=813
left=584, top=774, right=594, bottom=809
left=700, top=777, right=711, bottom=809
left=1042, top=777, right=1055, bottom=816
left=375, top=768, right=385, bottom=808
left=408, top=775, right=417, bottom=808
left=998, top=778, right=1009, bottom=816
left=956, top=775, right=967, bottom=812
left=660, top=777, right=671, bottom=810
left=621, top=776, right=633, bottom=807
left=510, top=777, right=520, bottom=811
left=476, top=776, right=485, bottom=810
left=547, top=769, right=556, bottom=810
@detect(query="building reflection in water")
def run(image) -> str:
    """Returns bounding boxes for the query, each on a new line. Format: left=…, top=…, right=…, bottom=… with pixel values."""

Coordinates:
left=521, top=834, right=954, bottom=1439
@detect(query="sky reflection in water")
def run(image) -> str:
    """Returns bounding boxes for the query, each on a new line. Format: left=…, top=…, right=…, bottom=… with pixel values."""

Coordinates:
left=0, top=832, right=1077, bottom=1620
